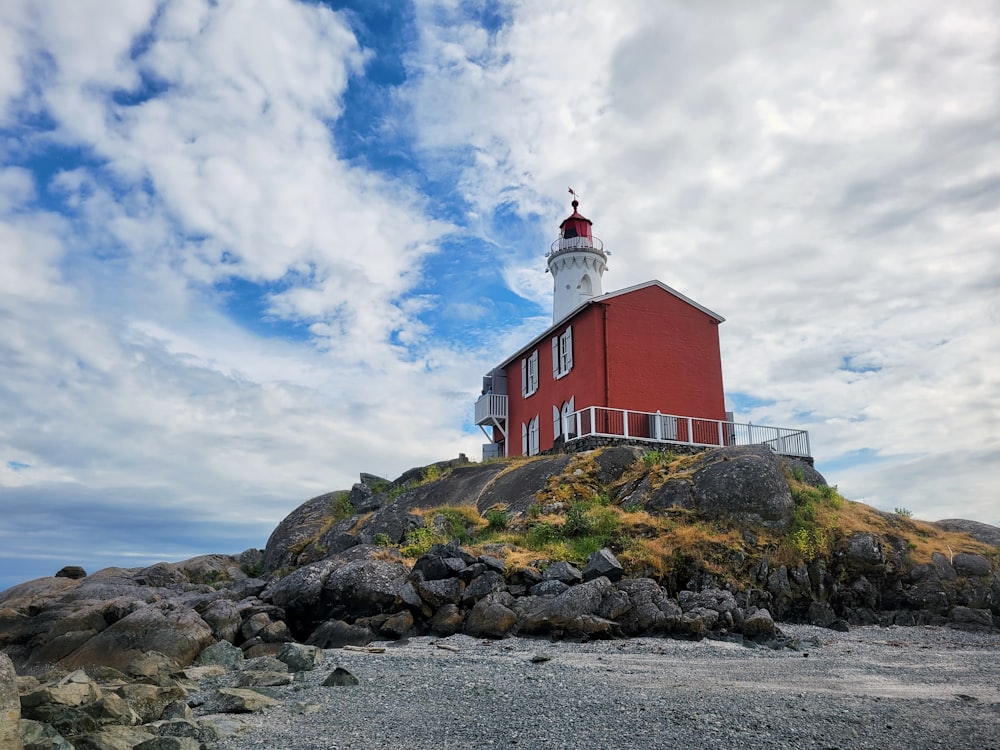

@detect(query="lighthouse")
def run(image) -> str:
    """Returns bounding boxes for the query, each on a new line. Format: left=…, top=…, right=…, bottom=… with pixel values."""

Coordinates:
left=546, top=198, right=607, bottom=323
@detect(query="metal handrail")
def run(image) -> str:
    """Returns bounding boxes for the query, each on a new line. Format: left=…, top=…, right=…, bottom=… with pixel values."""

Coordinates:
left=548, top=235, right=604, bottom=256
left=566, top=406, right=810, bottom=457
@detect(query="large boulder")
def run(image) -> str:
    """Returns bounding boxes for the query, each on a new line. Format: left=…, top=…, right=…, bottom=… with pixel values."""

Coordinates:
left=519, top=577, right=618, bottom=636
left=0, top=652, right=22, bottom=750
left=645, top=445, right=795, bottom=529
left=320, top=560, right=409, bottom=619
left=60, top=603, right=213, bottom=670
left=261, top=492, right=347, bottom=574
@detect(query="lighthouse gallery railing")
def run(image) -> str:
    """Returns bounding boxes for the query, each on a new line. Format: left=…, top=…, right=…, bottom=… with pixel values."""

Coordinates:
left=565, top=406, right=811, bottom=458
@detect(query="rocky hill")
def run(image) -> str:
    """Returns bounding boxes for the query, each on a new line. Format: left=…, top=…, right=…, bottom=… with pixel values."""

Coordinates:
left=1, top=444, right=998, bottom=748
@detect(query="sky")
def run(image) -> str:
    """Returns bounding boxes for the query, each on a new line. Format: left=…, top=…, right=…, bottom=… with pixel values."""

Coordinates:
left=1, top=0, right=997, bottom=590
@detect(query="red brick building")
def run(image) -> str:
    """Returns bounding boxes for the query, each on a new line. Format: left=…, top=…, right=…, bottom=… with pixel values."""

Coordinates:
left=475, top=200, right=740, bottom=459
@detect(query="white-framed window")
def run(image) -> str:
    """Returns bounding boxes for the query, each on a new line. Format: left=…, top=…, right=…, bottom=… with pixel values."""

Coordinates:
left=561, top=397, right=576, bottom=438
left=522, top=415, right=540, bottom=456
left=521, top=350, right=539, bottom=397
left=552, top=325, right=573, bottom=379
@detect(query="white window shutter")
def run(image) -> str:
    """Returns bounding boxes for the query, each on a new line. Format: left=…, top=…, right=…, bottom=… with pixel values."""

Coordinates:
left=564, top=326, right=573, bottom=371
left=552, top=337, right=560, bottom=378
left=552, top=405, right=561, bottom=438
left=521, top=358, right=527, bottom=396
left=521, top=422, right=528, bottom=455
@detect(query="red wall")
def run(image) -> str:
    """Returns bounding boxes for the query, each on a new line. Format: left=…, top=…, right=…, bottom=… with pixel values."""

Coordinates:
left=502, top=284, right=726, bottom=456
left=605, top=285, right=726, bottom=420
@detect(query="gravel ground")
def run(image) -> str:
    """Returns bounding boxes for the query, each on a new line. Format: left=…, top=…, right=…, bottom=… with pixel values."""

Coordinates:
left=211, top=625, right=1000, bottom=750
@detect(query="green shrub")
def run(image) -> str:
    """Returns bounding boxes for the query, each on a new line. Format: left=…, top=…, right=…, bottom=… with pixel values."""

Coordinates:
left=526, top=521, right=561, bottom=549
left=331, top=491, right=355, bottom=521
left=400, top=526, right=435, bottom=557
left=642, top=449, right=676, bottom=467
left=894, top=507, right=913, bottom=519
left=485, top=508, right=509, bottom=531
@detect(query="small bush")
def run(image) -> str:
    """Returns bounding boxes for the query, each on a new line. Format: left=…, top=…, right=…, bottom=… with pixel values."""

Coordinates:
left=526, top=521, right=561, bottom=549
left=400, top=526, right=435, bottom=557
left=643, top=449, right=676, bottom=467
left=485, top=508, right=509, bottom=531
left=894, top=507, right=913, bottom=519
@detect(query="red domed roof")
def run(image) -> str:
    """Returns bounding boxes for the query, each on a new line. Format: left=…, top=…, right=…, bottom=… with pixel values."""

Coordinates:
left=559, top=199, right=593, bottom=240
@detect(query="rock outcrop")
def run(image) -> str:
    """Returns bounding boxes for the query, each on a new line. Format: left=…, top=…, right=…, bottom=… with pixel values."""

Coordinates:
left=2, top=443, right=998, bottom=741
left=1, top=652, right=22, bottom=750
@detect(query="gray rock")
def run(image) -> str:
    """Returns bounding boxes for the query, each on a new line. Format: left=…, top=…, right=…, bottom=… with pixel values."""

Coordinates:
left=952, top=553, right=993, bottom=577
left=134, top=737, right=201, bottom=750
left=116, top=683, right=188, bottom=724
left=416, top=578, right=464, bottom=609
left=305, top=620, right=372, bottom=649
left=529, top=579, right=570, bottom=597
left=126, top=651, right=179, bottom=679
left=160, top=700, right=192, bottom=721
left=54, top=566, right=87, bottom=580
left=475, top=456, right=573, bottom=515
left=198, top=598, right=242, bottom=643
left=74, top=726, right=157, bottom=749
left=461, top=571, right=506, bottom=604
left=21, top=670, right=102, bottom=711
left=646, top=445, right=795, bottom=529
left=678, top=588, right=737, bottom=615
left=237, top=671, right=293, bottom=687
left=276, top=643, right=323, bottom=672
left=947, top=606, right=995, bottom=632
left=542, top=561, right=583, bottom=584
left=846, top=532, right=886, bottom=570
left=262, top=491, right=349, bottom=573
left=60, top=604, right=213, bottom=671
left=230, top=578, right=268, bottom=599
left=215, top=688, right=281, bottom=713
left=410, top=553, right=450, bottom=583
left=19, top=718, right=72, bottom=750
left=379, top=610, right=414, bottom=640
left=82, top=693, right=141, bottom=727
left=429, top=604, right=464, bottom=636
left=520, top=577, right=615, bottom=635
left=478, top=555, right=507, bottom=574
left=582, top=549, right=624, bottom=583
left=195, top=640, right=244, bottom=669
left=779, top=457, right=828, bottom=487
left=322, top=559, right=410, bottom=617
left=613, top=578, right=682, bottom=635
left=741, top=608, right=776, bottom=637
left=323, top=668, right=359, bottom=687
left=931, top=552, right=957, bottom=581
left=0, top=652, right=22, bottom=750
left=464, top=597, right=518, bottom=639
left=349, top=482, right=384, bottom=513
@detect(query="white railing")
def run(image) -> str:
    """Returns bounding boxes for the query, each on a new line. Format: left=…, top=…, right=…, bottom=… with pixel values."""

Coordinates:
left=566, top=406, right=811, bottom=457
left=548, top=235, right=604, bottom=255
left=474, top=393, right=508, bottom=425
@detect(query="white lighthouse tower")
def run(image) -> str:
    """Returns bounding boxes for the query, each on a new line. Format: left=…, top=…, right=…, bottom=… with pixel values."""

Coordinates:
left=546, top=197, right=607, bottom=323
